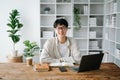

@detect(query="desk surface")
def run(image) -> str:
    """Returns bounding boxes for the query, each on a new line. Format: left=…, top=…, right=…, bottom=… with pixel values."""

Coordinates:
left=0, top=63, right=120, bottom=80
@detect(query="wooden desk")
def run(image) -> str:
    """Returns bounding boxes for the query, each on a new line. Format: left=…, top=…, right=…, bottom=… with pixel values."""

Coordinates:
left=0, top=63, right=119, bottom=80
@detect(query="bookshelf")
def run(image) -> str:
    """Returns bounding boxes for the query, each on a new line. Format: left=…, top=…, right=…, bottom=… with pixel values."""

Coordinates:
left=73, top=0, right=104, bottom=56
left=40, top=0, right=72, bottom=49
left=40, top=0, right=104, bottom=57
left=40, top=0, right=120, bottom=67
left=103, top=0, right=120, bottom=67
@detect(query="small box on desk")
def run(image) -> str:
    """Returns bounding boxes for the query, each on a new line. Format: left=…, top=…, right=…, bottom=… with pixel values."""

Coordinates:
left=33, top=63, right=50, bottom=72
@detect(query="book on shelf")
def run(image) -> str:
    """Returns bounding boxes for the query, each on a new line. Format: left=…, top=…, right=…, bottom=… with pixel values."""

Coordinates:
left=105, top=33, right=109, bottom=39
left=89, top=31, right=96, bottom=39
left=111, top=16, right=116, bottom=27
left=110, top=2, right=117, bottom=13
left=33, top=63, right=49, bottom=72
left=89, top=46, right=100, bottom=49
left=57, top=16, right=66, bottom=19
left=84, top=5, right=89, bottom=14
left=89, top=41, right=98, bottom=47
left=89, top=18, right=97, bottom=27
left=89, top=52, right=100, bottom=54
left=115, top=49, right=120, bottom=58
left=89, top=40, right=99, bottom=49
left=66, top=29, right=72, bottom=37
left=113, top=2, right=117, bottom=13
left=42, top=31, right=54, bottom=38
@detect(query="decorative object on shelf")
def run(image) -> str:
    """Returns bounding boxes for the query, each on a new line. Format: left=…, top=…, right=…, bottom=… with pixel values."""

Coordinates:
left=73, top=7, right=81, bottom=30
left=23, top=40, right=40, bottom=66
left=7, top=9, right=23, bottom=57
left=44, top=7, right=51, bottom=14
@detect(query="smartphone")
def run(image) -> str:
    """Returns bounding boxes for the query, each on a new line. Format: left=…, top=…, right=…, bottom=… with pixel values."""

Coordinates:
left=59, top=67, right=67, bottom=72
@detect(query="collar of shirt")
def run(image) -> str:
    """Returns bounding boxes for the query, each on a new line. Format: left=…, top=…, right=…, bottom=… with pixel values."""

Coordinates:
left=55, top=37, right=70, bottom=47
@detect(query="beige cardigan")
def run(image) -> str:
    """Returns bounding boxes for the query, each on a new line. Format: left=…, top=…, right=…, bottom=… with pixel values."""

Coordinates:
left=40, top=37, right=81, bottom=64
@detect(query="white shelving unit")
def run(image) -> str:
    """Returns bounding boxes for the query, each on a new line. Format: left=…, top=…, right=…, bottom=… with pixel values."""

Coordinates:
left=73, top=0, right=89, bottom=56
left=40, top=0, right=104, bottom=56
left=40, top=0, right=120, bottom=66
left=40, top=0, right=73, bottom=49
left=89, top=0, right=104, bottom=54
left=73, top=0, right=104, bottom=56
left=103, top=0, right=120, bottom=67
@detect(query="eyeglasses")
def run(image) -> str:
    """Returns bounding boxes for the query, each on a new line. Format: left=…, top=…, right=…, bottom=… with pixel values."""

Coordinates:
left=56, top=27, right=67, bottom=30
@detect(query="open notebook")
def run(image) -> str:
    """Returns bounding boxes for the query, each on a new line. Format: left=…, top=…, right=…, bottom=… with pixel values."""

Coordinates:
left=50, top=62, right=74, bottom=67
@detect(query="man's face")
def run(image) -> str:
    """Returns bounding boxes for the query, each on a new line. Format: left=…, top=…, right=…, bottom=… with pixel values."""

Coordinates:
left=55, top=24, right=68, bottom=38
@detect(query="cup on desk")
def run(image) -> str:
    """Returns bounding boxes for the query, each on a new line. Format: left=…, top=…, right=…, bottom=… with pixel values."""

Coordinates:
left=26, top=57, right=32, bottom=66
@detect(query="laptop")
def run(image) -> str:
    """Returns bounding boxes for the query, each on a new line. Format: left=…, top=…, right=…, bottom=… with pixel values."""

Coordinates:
left=72, top=53, right=104, bottom=72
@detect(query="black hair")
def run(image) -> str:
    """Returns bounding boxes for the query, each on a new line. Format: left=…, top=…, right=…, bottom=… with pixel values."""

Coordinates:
left=53, top=18, right=68, bottom=28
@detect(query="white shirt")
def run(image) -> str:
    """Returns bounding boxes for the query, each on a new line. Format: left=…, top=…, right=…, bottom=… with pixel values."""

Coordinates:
left=58, top=42, right=69, bottom=57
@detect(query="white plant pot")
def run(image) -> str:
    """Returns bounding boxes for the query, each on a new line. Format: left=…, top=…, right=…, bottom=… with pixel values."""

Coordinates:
left=44, top=11, right=49, bottom=14
left=11, top=50, right=18, bottom=57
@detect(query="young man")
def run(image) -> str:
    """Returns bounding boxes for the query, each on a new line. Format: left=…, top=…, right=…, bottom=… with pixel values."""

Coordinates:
left=40, top=19, right=81, bottom=64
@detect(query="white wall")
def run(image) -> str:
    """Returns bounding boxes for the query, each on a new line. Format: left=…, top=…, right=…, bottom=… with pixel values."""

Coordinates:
left=0, top=0, right=40, bottom=62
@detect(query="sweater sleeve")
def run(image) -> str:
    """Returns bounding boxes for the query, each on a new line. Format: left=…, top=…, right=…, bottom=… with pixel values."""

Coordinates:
left=70, top=38, right=82, bottom=64
left=40, top=49, right=60, bottom=63
left=40, top=39, right=60, bottom=63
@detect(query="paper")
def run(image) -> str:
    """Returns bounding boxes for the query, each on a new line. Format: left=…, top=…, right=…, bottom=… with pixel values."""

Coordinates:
left=50, top=62, right=74, bottom=67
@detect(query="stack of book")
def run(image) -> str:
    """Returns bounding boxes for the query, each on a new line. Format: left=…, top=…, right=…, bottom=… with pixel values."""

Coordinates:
left=105, top=33, right=108, bottom=39
left=84, top=5, right=89, bottom=14
left=113, top=2, right=117, bottom=13
left=66, top=29, right=72, bottom=37
left=106, top=18, right=109, bottom=26
left=42, top=31, right=54, bottom=38
left=116, top=49, right=120, bottom=58
left=89, top=18, right=97, bottom=27
left=89, top=41, right=99, bottom=49
left=111, top=2, right=117, bottom=13
left=33, top=63, right=49, bottom=72
left=89, top=52, right=100, bottom=54
left=111, top=16, right=116, bottom=27
left=89, top=31, right=96, bottom=39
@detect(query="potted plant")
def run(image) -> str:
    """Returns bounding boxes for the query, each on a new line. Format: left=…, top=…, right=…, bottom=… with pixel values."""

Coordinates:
left=7, top=9, right=23, bottom=57
left=23, top=40, right=40, bottom=66
left=44, top=7, right=51, bottom=14
left=73, top=7, right=81, bottom=30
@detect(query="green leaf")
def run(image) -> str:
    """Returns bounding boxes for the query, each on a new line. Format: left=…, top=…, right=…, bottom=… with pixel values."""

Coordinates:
left=10, top=35, right=20, bottom=43
left=18, top=23, right=23, bottom=28
left=7, top=9, right=23, bottom=44
left=23, top=40, right=30, bottom=47
left=73, top=7, right=81, bottom=30
left=23, top=40, right=40, bottom=57
left=7, top=29, right=18, bottom=34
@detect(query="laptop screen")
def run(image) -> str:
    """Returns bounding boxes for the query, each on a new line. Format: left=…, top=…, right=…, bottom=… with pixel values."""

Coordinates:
left=78, top=53, right=104, bottom=72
